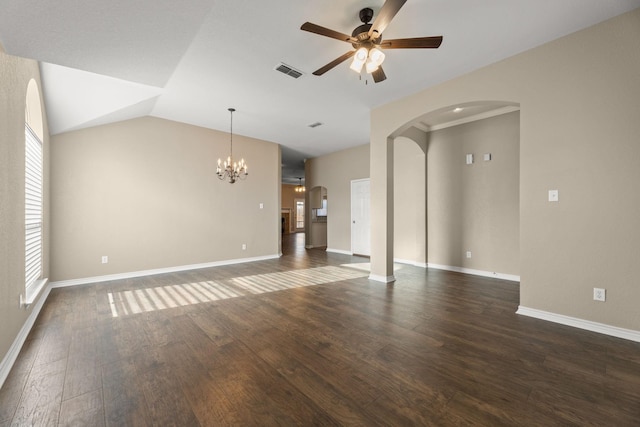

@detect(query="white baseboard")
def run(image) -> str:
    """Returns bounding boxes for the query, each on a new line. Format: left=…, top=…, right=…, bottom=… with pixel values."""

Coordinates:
left=326, top=248, right=353, bottom=256
left=50, top=254, right=280, bottom=288
left=369, top=274, right=396, bottom=283
left=427, top=263, right=520, bottom=282
left=394, top=258, right=428, bottom=268
left=0, top=284, right=52, bottom=390
left=517, top=306, right=640, bottom=343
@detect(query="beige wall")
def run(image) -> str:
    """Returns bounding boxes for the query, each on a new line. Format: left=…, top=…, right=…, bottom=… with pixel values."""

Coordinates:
left=427, top=111, right=520, bottom=274
left=371, top=9, right=640, bottom=330
left=305, top=144, right=369, bottom=251
left=394, top=135, right=426, bottom=264
left=306, top=113, right=519, bottom=274
left=0, top=52, right=50, bottom=365
left=51, top=116, right=280, bottom=281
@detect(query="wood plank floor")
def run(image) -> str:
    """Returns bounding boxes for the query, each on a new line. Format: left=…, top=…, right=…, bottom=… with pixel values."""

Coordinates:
left=2, top=232, right=640, bottom=426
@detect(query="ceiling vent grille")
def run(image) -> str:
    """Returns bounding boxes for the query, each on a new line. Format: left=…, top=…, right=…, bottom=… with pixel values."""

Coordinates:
left=275, top=63, right=304, bottom=79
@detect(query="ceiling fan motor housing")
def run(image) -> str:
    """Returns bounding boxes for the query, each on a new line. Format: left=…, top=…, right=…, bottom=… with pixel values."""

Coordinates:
left=352, top=24, right=373, bottom=41
left=352, top=8, right=380, bottom=46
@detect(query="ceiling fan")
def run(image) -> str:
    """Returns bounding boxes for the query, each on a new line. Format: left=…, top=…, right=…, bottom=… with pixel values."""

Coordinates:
left=300, top=0, right=443, bottom=83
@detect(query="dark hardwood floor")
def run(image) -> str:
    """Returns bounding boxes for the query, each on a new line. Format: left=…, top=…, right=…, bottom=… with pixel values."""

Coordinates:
left=2, top=232, right=640, bottom=426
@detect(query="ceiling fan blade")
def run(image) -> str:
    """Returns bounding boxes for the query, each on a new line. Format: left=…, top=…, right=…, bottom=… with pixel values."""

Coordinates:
left=313, top=50, right=356, bottom=76
left=301, top=22, right=356, bottom=43
left=368, top=0, right=407, bottom=39
left=380, top=36, right=443, bottom=49
left=372, top=66, right=387, bottom=83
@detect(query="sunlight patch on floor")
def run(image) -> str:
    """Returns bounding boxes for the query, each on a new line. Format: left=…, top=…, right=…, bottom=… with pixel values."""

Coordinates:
left=107, top=265, right=369, bottom=317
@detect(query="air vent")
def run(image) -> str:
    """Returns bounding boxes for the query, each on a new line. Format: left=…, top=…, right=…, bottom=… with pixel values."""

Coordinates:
left=308, top=122, right=323, bottom=128
left=274, top=63, right=304, bottom=79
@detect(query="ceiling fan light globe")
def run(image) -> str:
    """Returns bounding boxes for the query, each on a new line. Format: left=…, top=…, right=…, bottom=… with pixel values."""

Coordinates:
left=369, top=47, right=385, bottom=66
left=350, top=47, right=368, bottom=73
left=355, top=47, right=368, bottom=61
left=350, top=58, right=365, bottom=73
left=365, top=59, right=379, bottom=74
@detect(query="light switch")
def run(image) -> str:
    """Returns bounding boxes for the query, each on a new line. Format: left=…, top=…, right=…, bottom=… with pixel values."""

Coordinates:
left=484, top=153, right=492, bottom=161
left=259, top=203, right=264, bottom=209
left=466, top=154, right=474, bottom=165
left=548, top=190, right=559, bottom=202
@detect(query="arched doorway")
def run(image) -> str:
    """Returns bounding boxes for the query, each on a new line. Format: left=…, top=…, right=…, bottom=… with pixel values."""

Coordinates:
left=371, top=101, right=520, bottom=282
left=305, top=186, right=327, bottom=249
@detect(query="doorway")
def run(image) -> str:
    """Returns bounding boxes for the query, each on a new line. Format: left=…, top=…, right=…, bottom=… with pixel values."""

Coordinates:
left=281, top=210, right=291, bottom=234
left=351, top=178, right=370, bottom=256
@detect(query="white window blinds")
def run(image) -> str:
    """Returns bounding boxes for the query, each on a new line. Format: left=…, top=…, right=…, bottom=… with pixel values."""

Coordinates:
left=25, top=123, right=43, bottom=289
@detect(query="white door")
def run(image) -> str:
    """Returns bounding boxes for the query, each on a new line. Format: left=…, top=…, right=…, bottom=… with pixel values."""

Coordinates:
left=351, top=179, right=370, bottom=256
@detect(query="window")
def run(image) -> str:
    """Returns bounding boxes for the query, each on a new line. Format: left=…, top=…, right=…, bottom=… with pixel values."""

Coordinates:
left=25, top=122, right=43, bottom=291
left=24, top=78, right=45, bottom=302
left=296, top=200, right=304, bottom=229
left=316, top=198, right=328, bottom=217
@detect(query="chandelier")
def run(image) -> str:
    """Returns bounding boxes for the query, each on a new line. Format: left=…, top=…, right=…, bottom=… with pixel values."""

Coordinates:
left=294, top=177, right=305, bottom=193
left=216, top=108, right=248, bottom=183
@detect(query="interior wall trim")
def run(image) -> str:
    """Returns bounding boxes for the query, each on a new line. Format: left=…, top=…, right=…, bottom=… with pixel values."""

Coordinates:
left=394, top=258, right=427, bottom=268
left=427, top=263, right=520, bottom=282
left=326, top=248, right=352, bottom=256
left=517, top=306, right=640, bottom=343
left=368, top=274, right=396, bottom=283
left=0, top=285, right=52, bottom=390
left=49, top=254, right=280, bottom=289
left=426, top=106, right=520, bottom=132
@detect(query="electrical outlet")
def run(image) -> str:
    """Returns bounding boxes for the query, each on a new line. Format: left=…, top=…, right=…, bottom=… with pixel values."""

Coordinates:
left=242, top=244, right=247, bottom=250
left=102, top=256, right=108, bottom=264
left=466, top=251, right=472, bottom=259
left=593, top=288, right=606, bottom=302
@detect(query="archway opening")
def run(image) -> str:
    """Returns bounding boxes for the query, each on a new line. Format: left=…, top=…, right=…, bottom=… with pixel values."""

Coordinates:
left=306, top=186, right=327, bottom=249
left=382, top=100, right=521, bottom=279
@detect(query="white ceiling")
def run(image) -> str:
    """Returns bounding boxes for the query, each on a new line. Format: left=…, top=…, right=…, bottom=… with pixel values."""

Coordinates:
left=1, top=0, right=638, bottom=183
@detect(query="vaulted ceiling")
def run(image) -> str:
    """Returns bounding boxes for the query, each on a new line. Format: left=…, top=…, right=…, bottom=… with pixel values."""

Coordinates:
left=1, top=0, right=638, bottom=182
